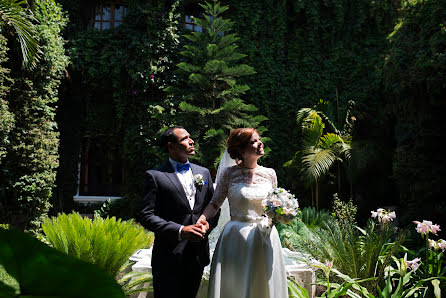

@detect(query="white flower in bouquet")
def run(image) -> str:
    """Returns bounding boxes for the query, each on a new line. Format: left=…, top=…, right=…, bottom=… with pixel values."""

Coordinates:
left=262, top=187, right=299, bottom=225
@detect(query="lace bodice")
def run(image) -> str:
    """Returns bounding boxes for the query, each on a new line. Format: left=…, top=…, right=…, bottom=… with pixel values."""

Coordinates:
left=210, top=165, right=277, bottom=221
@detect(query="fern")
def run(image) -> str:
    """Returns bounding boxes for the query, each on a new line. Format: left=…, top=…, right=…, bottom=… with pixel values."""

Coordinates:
left=290, top=217, right=403, bottom=294
left=42, top=212, right=154, bottom=277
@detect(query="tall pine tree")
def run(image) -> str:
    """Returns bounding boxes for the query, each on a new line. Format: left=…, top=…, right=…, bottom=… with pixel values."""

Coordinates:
left=166, top=0, right=266, bottom=170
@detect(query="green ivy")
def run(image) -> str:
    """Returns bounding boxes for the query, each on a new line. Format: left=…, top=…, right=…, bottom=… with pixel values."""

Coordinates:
left=0, top=0, right=69, bottom=230
left=383, top=0, right=446, bottom=227
left=0, top=32, right=13, bottom=165
left=55, top=0, right=185, bottom=219
left=52, top=0, right=446, bottom=226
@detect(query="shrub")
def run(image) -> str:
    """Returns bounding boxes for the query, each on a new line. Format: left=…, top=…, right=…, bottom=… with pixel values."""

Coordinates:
left=331, top=193, right=358, bottom=225
left=300, top=207, right=333, bottom=230
left=42, top=212, right=154, bottom=277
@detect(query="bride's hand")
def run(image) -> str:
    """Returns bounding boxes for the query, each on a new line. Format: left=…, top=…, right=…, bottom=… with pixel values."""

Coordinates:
left=197, top=215, right=209, bottom=233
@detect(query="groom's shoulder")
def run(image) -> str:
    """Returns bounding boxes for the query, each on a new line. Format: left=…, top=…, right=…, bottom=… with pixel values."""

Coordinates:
left=146, top=162, right=170, bottom=174
left=190, top=163, right=210, bottom=173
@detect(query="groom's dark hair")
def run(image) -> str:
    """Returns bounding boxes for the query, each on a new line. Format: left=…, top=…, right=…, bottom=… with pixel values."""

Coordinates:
left=160, top=126, right=184, bottom=152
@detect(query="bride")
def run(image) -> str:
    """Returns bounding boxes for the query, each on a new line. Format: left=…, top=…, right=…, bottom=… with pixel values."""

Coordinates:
left=198, top=128, right=288, bottom=298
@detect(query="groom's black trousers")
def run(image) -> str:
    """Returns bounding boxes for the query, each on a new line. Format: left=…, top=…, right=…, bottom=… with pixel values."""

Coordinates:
left=152, top=243, right=205, bottom=298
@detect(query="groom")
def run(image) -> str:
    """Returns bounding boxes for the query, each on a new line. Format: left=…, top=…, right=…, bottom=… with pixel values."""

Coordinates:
left=140, top=126, right=219, bottom=298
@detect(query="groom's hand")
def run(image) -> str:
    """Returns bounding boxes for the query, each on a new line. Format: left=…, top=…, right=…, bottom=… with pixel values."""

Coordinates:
left=181, top=224, right=205, bottom=242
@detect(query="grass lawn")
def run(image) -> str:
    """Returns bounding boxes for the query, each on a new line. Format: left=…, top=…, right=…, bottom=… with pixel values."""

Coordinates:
left=0, top=265, right=19, bottom=292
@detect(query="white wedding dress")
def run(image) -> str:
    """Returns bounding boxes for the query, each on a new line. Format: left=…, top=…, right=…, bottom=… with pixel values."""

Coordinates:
left=207, top=165, right=288, bottom=298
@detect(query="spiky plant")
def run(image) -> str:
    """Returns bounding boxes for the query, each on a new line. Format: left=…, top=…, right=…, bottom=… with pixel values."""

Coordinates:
left=291, top=217, right=403, bottom=294
left=42, top=212, right=154, bottom=277
left=299, top=207, right=333, bottom=230
left=118, top=261, right=153, bottom=296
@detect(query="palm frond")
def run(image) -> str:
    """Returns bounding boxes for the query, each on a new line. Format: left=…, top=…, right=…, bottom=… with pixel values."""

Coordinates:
left=0, top=0, right=39, bottom=68
left=301, top=111, right=324, bottom=148
left=301, top=148, right=337, bottom=181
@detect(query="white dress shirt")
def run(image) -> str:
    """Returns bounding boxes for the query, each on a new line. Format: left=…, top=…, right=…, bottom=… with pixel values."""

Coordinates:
left=169, top=158, right=196, bottom=209
left=169, top=158, right=196, bottom=241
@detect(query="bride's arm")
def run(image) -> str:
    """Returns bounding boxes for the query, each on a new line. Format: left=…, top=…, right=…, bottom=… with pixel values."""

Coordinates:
left=197, top=167, right=230, bottom=230
left=198, top=202, right=219, bottom=223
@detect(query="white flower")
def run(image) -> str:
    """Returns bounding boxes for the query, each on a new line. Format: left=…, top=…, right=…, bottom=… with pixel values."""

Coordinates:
left=407, top=258, right=421, bottom=272
left=371, top=208, right=396, bottom=223
left=413, top=220, right=440, bottom=235
left=194, top=174, right=207, bottom=186
left=438, top=239, right=446, bottom=251
left=263, top=187, right=299, bottom=225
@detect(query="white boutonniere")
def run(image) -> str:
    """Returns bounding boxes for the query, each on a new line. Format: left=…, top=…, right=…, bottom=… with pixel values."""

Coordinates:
left=194, top=174, right=208, bottom=190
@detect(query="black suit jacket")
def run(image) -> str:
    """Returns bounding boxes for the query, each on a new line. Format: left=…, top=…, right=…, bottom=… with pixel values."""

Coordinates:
left=140, top=161, right=219, bottom=269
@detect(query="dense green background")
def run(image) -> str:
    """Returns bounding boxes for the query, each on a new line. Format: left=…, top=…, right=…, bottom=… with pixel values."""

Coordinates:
left=1, top=0, right=444, bottom=231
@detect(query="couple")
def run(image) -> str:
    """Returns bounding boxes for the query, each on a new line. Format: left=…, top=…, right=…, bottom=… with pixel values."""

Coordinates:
left=140, top=126, right=288, bottom=298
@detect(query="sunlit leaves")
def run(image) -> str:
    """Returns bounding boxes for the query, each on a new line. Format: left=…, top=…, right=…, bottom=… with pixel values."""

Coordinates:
left=0, top=0, right=40, bottom=69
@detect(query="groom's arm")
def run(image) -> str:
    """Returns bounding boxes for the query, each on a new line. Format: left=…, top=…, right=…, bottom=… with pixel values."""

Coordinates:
left=140, top=170, right=182, bottom=242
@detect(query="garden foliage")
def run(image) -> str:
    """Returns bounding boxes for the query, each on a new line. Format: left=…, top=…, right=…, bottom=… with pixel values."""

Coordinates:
left=15, top=0, right=442, bottom=227
left=0, top=0, right=69, bottom=230
left=0, top=228, right=125, bottom=297
left=55, top=0, right=185, bottom=219
left=284, top=205, right=446, bottom=297
left=42, top=212, right=154, bottom=277
left=166, top=0, right=266, bottom=169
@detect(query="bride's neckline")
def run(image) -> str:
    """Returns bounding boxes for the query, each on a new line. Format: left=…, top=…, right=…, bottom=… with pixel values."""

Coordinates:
left=237, top=164, right=263, bottom=172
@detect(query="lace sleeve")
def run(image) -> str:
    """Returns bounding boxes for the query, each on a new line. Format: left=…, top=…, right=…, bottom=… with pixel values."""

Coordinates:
left=270, top=168, right=278, bottom=188
left=210, top=167, right=230, bottom=209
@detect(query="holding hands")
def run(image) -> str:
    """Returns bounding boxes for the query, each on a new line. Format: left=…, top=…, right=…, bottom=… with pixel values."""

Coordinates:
left=180, top=216, right=209, bottom=242
left=197, top=215, right=209, bottom=234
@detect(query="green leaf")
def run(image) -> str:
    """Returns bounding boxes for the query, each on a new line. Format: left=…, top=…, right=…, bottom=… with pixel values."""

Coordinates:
left=0, top=228, right=125, bottom=297
left=0, top=0, right=40, bottom=68
left=0, top=280, right=17, bottom=297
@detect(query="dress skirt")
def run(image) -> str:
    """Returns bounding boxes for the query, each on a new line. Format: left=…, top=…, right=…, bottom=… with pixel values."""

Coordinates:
left=207, top=220, right=288, bottom=298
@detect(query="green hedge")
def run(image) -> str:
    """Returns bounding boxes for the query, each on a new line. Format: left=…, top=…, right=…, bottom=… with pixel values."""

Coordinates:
left=0, top=0, right=69, bottom=230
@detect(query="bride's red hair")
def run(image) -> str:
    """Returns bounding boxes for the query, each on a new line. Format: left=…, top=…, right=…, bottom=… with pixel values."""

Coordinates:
left=226, top=128, right=258, bottom=162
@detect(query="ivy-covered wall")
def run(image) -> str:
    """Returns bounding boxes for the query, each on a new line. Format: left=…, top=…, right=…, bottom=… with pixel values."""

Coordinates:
left=55, top=0, right=184, bottom=218
left=54, top=0, right=446, bottom=228
left=223, top=0, right=400, bottom=216
left=383, top=0, right=446, bottom=226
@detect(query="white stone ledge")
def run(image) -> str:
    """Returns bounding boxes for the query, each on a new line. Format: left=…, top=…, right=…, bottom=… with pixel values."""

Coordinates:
left=73, top=195, right=122, bottom=204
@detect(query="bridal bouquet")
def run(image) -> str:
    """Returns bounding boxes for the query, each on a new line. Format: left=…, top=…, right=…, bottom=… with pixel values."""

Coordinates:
left=262, top=187, right=299, bottom=225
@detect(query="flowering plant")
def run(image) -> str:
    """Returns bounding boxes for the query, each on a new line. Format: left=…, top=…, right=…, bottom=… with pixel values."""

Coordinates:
left=413, top=220, right=441, bottom=236
left=429, top=239, right=446, bottom=252
left=412, top=219, right=446, bottom=282
left=370, top=208, right=396, bottom=223
left=262, top=187, right=299, bottom=225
